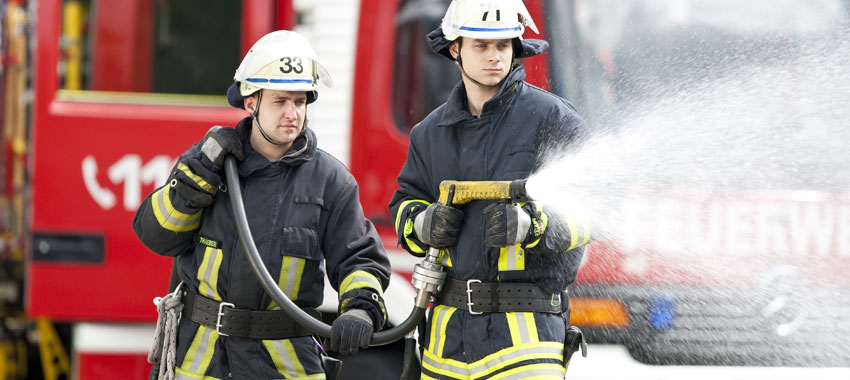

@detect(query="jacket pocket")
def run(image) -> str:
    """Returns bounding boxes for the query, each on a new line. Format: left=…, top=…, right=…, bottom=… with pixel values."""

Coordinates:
left=281, top=226, right=321, bottom=260
left=294, top=195, right=325, bottom=209
left=292, top=195, right=325, bottom=230
left=508, top=144, right=536, bottom=156
left=269, top=227, right=322, bottom=306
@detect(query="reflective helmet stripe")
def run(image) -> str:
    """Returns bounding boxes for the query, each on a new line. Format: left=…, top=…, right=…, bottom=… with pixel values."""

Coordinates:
left=246, top=78, right=314, bottom=84
left=457, top=25, right=522, bottom=32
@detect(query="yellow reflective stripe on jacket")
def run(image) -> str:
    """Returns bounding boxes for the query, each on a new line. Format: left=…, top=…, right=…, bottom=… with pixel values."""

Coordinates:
left=567, top=220, right=579, bottom=250
left=488, top=363, right=565, bottom=380
left=397, top=199, right=430, bottom=254
left=524, top=201, right=547, bottom=249
left=422, top=342, right=564, bottom=380
left=581, top=219, right=592, bottom=246
left=403, top=219, right=426, bottom=254
left=506, top=312, right=539, bottom=346
left=567, top=217, right=590, bottom=250
left=394, top=199, right=430, bottom=231
left=178, top=326, right=219, bottom=378
left=177, top=162, right=216, bottom=193
left=262, top=339, right=318, bottom=379
left=152, top=185, right=202, bottom=232
left=197, top=246, right=223, bottom=301
left=268, top=256, right=305, bottom=310
left=339, top=270, right=383, bottom=296
left=421, top=374, right=440, bottom=380
left=498, top=244, right=525, bottom=271
left=439, top=248, right=452, bottom=267
left=428, top=305, right=457, bottom=357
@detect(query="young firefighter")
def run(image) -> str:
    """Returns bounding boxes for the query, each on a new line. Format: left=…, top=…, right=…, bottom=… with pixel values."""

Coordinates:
left=389, top=0, right=591, bottom=378
left=134, top=30, right=390, bottom=379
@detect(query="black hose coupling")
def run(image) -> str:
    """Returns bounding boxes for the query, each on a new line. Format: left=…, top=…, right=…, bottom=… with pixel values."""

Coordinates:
left=509, top=179, right=528, bottom=200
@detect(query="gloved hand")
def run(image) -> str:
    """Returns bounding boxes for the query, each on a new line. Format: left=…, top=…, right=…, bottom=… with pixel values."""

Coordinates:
left=171, top=126, right=244, bottom=208
left=329, top=309, right=373, bottom=355
left=413, top=203, right=464, bottom=248
left=199, top=126, right=244, bottom=171
left=483, top=201, right=532, bottom=247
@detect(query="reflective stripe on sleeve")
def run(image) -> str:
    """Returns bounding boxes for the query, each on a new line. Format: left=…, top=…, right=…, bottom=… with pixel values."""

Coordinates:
left=177, top=162, right=216, bottom=193
left=394, top=199, right=430, bottom=231
left=403, top=219, right=426, bottom=254
left=581, top=219, right=591, bottom=246
left=339, top=270, right=383, bottom=296
left=396, top=199, right=430, bottom=254
left=152, top=184, right=202, bottom=232
left=524, top=202, right=547, bottom=249
left=567, top=217, right=590, bottom=250
left=567, top=220, right=579, bottom=250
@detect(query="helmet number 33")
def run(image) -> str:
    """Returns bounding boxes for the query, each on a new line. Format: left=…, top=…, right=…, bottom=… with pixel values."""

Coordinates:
left=279, top=57, right=303, bottom=74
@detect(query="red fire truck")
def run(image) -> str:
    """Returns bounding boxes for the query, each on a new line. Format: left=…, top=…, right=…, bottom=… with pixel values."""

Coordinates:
left=352, top=0, right=850, bottom=379
left=3, top=0, right=850, bottom=379
left=4, top=1, right=415, bottom=379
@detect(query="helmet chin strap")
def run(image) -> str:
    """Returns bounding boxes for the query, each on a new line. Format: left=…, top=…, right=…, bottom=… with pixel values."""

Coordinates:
left=251, top=90, right=309, bottom=146
left=251, top=91, right=288, bottom=146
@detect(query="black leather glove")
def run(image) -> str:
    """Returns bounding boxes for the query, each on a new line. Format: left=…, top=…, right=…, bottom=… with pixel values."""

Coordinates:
left=199, top=126, right=244, bottom=171
left=483, top=201, right=532, bottom=247
left=413, top=203, right=464, bottom=248
left=170, top=126, right=244, bottom=208
left=329, top=309, right=373, bottom=355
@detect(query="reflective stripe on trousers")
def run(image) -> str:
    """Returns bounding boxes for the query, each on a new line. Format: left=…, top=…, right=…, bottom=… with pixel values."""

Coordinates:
left=421, top=305, right=567, bottom=379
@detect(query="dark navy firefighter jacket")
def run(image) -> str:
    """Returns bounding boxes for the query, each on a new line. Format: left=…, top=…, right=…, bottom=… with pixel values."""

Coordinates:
left=134, top=117, right=390, bottom=380
left=390, top=65, right=588, bottom=292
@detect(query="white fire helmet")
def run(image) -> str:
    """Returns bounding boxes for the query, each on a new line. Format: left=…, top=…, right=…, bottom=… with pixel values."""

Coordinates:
left=441, top=0, right=539, bottom=41
left=234, top=30, right=333, bottom=98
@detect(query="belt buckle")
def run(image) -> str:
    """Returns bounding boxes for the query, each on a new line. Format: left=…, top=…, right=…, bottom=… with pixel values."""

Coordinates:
left=216, top=302, right=235, bottom=336
left=466, top=279, right=482, bottom=315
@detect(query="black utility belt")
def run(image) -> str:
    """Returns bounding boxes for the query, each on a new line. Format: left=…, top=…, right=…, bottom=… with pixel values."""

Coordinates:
left=438, top=279, right=568, bottom=314
left=183, top=290, right=320, bottom=340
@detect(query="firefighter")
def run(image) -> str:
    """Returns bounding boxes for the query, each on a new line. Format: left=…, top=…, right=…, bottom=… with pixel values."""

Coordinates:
left=134, top=30, right=390, bottom=379
left=389, top=0, right=591, bottom=378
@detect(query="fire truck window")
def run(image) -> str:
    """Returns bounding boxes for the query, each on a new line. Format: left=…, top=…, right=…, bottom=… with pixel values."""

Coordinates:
left=58, top=0, right=240, bottom=97
left=393, top=0, right=460, bottom=133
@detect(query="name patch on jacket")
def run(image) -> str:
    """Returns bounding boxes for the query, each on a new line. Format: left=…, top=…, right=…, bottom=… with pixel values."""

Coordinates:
left=198, top=235, right=222, bottom=249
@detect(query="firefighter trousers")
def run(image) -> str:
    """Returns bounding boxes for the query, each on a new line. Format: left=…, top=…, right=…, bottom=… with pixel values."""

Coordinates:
left=420, top=304, right=568, bottom=380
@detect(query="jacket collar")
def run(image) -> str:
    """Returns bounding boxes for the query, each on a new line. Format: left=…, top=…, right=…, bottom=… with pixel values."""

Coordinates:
left=235, top=117, right=317, bottom=176
left=438, top=64, right=526, bottom=127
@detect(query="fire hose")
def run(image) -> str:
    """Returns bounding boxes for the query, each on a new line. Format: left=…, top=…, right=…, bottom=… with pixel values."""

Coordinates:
left=224, top=156, right=528, bottom=346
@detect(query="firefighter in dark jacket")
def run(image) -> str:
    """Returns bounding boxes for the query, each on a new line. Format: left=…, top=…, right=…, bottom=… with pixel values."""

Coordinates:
left=389, top=1, right=591, bottom=378
left=134, top=30, right=390, bottom=380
